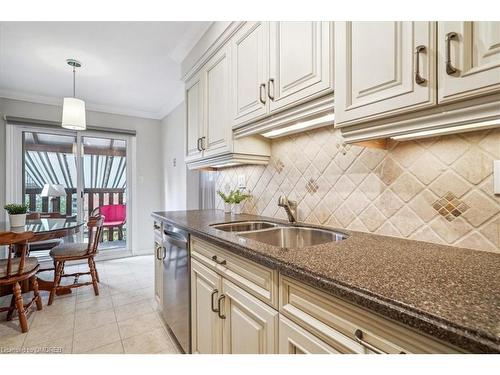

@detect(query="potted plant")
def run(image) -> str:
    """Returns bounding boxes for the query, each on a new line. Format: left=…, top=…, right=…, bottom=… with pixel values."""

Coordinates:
left=217, top=191, right=233, bottom=214
left=230, top=190, right=251, bottom=215
left=4, top=203, right=29, bottom=227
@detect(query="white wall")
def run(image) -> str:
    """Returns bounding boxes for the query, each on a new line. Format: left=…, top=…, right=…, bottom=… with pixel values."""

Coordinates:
left=160, top=101, right=199, bottom=211
left=0, top=97, right=162, bottom=255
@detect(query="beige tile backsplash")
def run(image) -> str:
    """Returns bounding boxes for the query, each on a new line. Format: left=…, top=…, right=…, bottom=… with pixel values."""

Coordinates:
left=215, top=127, right=500, bottom=253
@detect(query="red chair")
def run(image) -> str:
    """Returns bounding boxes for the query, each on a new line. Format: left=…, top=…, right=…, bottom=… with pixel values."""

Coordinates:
left=91, top=205, right=126, bottom=242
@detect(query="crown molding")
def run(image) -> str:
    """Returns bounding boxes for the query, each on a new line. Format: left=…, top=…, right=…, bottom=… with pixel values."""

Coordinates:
left=0, top=88, right=167, bottom=120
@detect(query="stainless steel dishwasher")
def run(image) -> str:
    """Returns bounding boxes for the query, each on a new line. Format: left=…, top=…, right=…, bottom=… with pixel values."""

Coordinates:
left=162, top=224, right=191, bottom=353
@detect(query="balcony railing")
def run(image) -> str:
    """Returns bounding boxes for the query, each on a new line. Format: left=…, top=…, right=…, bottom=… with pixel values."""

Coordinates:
left=25, top=187, right=126, bottom=242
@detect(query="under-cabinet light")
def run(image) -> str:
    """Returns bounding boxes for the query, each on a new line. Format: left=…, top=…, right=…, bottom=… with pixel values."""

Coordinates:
left=390, top=119, right=500, bottom=141
left=261, top=113, right=335, bottom=138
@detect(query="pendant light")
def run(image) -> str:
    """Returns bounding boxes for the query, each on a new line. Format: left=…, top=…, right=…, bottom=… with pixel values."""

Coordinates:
left=62, top=59, right=86, bottom=130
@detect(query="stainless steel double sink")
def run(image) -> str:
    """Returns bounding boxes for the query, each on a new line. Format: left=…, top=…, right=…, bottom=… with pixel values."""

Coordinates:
left=210, top=221, right=348, bottom=248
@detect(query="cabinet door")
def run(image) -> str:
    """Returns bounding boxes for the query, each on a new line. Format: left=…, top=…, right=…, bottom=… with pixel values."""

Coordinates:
left=438, top=21, right=500, bottom=103
left=203, top=46, right=232, bottom=158
left=191, top=259, right=223, bottom=354
left=231, top=21, right=269, bottom=126
left=335, top=22, right=436, bottom=126
left=268, top=21, right=333, bottom=112
left=221, top=279, right=278, bottom=354
left=185, top=73, right=204, bottom=162
left=279, top=316, right=339, bottom=354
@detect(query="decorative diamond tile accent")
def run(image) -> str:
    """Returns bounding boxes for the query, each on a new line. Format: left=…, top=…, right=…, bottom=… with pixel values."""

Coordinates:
left=272, top=158, right=285, bottom=174
left=432, top=191, right=469, bottom=222
left=214, top=127, right=500, bottom=253
left=305, top=178, right=319, bottom=194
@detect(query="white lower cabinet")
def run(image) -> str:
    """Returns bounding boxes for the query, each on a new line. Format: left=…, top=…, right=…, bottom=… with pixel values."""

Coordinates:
left=221, top=278, right=278, bottom=354
left=191, top=258, right=278, bottom=354
left=191, top=259, right=222, bottom=354
left=190, top=237, right=463, bottom=355
left=279, top=315, right=339, bottom=354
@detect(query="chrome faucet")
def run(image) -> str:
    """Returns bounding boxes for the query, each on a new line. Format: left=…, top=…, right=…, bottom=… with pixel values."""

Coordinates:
left=278, top=196, right=298, bottom=223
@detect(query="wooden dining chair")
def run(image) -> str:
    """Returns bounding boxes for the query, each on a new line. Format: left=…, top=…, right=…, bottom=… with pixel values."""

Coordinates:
left=0, top=231, right=43, bottom=333
left=48, top=215, right=104, bottom=305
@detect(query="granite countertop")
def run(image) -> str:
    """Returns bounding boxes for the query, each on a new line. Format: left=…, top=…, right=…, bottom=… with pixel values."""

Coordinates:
left=152, top=209, right=500, bottom=353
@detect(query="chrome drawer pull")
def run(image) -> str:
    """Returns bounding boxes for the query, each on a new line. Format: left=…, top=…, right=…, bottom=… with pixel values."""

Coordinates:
left=217, top=294, right=226, bottom=319
left=211, top=289, right=219, bottom=313
left=415, top=45, right=426, bottom=85
left=211, top=255, right=227, bottom=265
left=259, top=83, right=266, bottom=104
left=267, top=78, right=275, bottom=101
left=445, top=32, right=458, bottom=75
left=354, top=329, right=385, bottom=354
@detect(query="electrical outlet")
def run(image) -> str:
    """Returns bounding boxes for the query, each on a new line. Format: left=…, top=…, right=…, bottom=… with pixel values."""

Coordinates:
left=238, top=174, right=246, bottom=189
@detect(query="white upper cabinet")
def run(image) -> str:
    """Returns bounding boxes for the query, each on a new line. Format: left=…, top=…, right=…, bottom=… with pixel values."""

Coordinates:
left=231, top=22, right=269, bottom=126
left=438, top=21, right=500, bottom=103
left=203, top=46, right=232, bottom=157
left=185, top=73, right=204, bottom=162
left=335, top=22, right=436, bottom=126
left=268, top=21, right=334, bottom=112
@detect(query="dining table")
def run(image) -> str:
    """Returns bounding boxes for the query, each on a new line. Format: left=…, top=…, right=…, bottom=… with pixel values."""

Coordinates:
left=0, top=216, right=85, bottom=297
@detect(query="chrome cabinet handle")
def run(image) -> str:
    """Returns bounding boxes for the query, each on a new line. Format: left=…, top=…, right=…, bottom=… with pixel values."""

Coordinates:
left=354, top=329, right=385, bottom=354
left=211, top=255, right=227, bottom=265
left=415, top=45, right=426, bottom=85
left=155, top=245, right=161, bottom=260
left=217, top=294, right=226, bottom=319
left=211, top=289, right=219, bottom=313
left=196, top=137, right=202, bottom=152
left=161, top=246, right=166, bottom=260
left=445, top=32, right=458, bottom=75
left=201, top=136, right=206, bottom=151
left=259, top=83, right=266, bottom=105
left=267, top=78, right=275, bottom=101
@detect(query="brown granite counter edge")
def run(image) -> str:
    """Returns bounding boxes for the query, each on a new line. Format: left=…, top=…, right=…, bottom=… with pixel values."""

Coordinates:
left=151, top=212, right=499, bottom=353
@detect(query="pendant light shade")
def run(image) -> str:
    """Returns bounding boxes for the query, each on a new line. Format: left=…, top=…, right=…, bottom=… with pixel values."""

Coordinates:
left=62, top=59, right=86, bottom=131
left=62, top=97, right=86, bottom=130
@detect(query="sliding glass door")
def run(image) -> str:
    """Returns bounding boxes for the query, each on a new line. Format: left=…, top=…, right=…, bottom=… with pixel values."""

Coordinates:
left=19, top=126, right=130, bottom=254
left=81, top=135, right=128, bottom=250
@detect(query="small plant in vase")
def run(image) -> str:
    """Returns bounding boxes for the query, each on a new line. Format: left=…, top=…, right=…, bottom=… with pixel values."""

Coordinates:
left=4, top=203, right=29, bottom=227
left=231, top=190, right=251, bottom=215
left=217, top=191, right=233, bottom=214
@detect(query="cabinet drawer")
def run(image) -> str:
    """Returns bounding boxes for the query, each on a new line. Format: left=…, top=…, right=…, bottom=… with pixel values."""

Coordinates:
left=279, top=315, right=340, bottom=354
left=279, top=276, right=463, bottom=354
left=191, top=237, right=278, bottom=308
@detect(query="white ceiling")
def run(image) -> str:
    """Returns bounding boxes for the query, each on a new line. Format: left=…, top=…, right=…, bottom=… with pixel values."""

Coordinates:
left=0, top=21, right=211, bottom=119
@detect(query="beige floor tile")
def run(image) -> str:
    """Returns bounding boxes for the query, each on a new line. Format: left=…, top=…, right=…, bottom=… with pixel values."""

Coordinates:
left=76, top=296, right=113, bottom=313
left=111, top=287, right=153, bottom=307
left=22, top=334, right=73, bottom=354
left=84, top=340, right=124, bottom=354
left=114, top=300, right=153, bottom=322
left=0, top=324, right=27, bottom=352
left=117, top=311, right=163, bottom=339
left=73, top=321, right=120, bottom=353
left=74, top=307, right=116, bottom=332
left=122, top=328, right=178, bottom=354
left=24, top=315, right=74, bottom=347
left=41, top=296, right=76, bottom=315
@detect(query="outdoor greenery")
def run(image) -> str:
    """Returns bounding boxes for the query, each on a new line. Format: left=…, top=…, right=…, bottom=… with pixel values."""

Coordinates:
left=4, top=203, right=29, bottom=215
left=217, top=189, right=251, bottom=204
